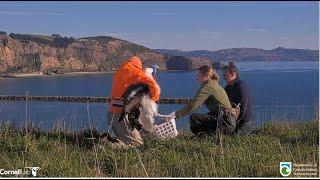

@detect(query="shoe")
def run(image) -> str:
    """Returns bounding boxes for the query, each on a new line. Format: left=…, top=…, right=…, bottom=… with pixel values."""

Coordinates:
left=99, top=132, right=120, bottom=143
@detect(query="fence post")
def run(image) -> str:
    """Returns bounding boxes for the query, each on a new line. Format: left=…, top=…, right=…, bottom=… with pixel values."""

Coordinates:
left=25, top=92, right=29, bottom=135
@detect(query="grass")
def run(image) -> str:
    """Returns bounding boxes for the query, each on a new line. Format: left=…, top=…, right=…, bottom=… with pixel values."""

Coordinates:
left=0, top=120, right=318, bottom=177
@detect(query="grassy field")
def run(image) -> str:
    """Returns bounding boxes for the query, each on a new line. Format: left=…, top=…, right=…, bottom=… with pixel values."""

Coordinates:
left=0, top=120, right=318, bottom=178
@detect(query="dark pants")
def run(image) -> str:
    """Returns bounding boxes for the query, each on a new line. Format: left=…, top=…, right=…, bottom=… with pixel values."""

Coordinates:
left=233, top=120, right=253, bottom=136
left=189, top=110, right=237, bottom=136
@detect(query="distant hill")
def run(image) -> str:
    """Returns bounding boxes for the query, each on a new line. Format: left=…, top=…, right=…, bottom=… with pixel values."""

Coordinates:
left=166, top=56, right=212, bottom=70
left=0, top=33, right=211, bottom=74
left=155, top=47, right=319, bottom=62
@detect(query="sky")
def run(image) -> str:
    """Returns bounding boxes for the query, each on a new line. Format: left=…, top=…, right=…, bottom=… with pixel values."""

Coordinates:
left=0, top=1, right=318, bottom=51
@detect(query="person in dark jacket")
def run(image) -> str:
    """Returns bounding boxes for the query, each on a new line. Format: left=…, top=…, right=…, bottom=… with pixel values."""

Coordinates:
left=222, top=62, right=253, bottom=136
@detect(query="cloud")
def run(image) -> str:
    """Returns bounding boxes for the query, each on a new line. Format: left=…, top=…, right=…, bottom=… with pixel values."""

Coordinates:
left=247, top=28, right=268, bottom=32
left=0, top=10, right=65, bottom=16
left=151, top=12, right=177, bottom=16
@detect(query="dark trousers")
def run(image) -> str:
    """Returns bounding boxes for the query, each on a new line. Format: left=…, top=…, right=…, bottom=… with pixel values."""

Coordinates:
left=233, top=120, right=253, bottom=136
left=189, top=110, right=236, bottom=136
left=189, top=113, right=218, bottom=135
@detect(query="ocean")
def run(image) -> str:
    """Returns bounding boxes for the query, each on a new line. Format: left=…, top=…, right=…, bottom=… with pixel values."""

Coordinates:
left=0, top=61, right=318, bottom=132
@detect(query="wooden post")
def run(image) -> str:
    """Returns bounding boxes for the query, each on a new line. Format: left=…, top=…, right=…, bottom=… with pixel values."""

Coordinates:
left=25, top=92, right=29, bottom=135
left=0, top=95, right=192, bottom=104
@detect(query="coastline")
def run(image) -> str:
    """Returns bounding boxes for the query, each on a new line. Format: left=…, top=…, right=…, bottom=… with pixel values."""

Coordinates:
left=1, top=71, right=116, bottom=78
left=62, top=71, right=116, bottom=76
left=1, top=60, right=317, bottom=79
left=0, top=70, right=192, bottom=78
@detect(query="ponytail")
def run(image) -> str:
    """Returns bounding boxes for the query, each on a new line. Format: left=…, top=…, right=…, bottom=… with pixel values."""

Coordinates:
left=211, top=71, right=220, bottom=81
left=198, top=65, right=219, bottom=81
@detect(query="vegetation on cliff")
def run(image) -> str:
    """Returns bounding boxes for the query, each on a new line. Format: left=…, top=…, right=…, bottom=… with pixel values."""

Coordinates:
left=0, top=33, right=211, bottom=75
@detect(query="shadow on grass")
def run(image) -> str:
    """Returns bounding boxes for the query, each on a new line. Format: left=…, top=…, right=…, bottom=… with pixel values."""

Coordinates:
left=0, top=122, right=101, bottom=150
left=0, top=120, right=318, bottom=151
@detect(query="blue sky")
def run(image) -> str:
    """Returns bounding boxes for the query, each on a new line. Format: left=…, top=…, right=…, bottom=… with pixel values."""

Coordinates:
left=0, top=1, right=318, bottom=50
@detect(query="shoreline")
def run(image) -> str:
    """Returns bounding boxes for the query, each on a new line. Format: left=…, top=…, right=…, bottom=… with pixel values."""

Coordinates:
left=0, top=70, right=193, bottom=78
left=0, top=71, right=117, bottom=78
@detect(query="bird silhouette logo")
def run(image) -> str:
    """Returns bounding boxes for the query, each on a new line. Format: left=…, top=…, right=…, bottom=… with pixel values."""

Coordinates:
left=25, top=167, right=40, bottom=177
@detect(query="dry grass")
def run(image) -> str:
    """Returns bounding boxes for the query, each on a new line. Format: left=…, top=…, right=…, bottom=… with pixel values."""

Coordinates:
left=0, top=120, right=318, bottom=177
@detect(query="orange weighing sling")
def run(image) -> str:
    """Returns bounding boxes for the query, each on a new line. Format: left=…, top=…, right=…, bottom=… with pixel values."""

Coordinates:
left=108, top=56, right=161, bottom=113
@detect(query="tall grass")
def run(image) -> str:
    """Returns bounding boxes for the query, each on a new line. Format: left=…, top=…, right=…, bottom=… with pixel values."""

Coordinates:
left=0, top=119, right=318, bottom=177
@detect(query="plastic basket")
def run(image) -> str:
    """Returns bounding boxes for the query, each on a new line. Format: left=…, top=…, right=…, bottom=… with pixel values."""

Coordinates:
left=154, top=118, right=178, bottom=139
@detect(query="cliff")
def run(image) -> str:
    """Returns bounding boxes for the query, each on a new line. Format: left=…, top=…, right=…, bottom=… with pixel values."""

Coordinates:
left=0, top=33, right=215, bottom=74
left=0, top=33, right=173, bottom=74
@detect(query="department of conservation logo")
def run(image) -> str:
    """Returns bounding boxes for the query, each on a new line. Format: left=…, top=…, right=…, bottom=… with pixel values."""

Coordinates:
left=280, top=162, right=292, bottom=177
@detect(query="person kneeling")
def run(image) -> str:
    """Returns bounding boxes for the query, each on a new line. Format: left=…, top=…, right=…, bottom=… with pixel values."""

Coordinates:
left=103, top=56, right=161, bottom=146
left=166, top=65, right=239, bottom=136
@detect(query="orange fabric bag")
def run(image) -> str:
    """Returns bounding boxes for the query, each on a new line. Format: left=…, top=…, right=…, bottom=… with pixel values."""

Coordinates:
left=109, top=56, right=161, bottom=113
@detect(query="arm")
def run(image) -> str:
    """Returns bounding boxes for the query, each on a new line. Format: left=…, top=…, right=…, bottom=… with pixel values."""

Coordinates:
left=134, top=71, right=161, bottom=102
left=237, top=82, right=251, bottom=122
left=175, top=86, right=210, bottom=120
left=142, top=77, right=161, bottom=102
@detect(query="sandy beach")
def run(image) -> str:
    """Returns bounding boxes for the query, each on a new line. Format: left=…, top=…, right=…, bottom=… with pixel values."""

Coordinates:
left=2, top=71, right=116, bottom=78
left=13, top=72, right=44, bottom=77
left=2, top=70, right=186, bottom=78
left=63, top=71, right=116, bottom=75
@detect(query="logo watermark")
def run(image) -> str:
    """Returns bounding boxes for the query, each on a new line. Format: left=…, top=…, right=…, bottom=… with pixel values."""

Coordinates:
left=0, top=167, right=40, bottom=177
left=280, top=162, right=292, bottom=177
left=280, top=162, right=318, bottom=177
left=25, top=167, right=41, bottom=177
left=293, top=163, right=318, bottom=177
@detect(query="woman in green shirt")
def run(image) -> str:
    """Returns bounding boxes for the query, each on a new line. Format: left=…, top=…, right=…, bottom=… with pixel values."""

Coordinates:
left=168, top=65, right=238, bottom=136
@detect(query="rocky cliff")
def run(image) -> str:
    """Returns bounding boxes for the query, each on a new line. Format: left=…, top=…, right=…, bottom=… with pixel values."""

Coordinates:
left=0, top=33, right=173, bottom=74
left=0, top=33, right=213, bottom=74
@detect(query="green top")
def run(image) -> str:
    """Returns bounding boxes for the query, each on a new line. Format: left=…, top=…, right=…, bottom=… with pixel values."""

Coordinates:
left=175, top=79, right=232, bottom=120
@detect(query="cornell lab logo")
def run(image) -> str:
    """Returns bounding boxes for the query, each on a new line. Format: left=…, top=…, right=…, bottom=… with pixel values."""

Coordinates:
left=0, top=167, right=40, bottom=177
left=280, top=162, right=292, bottom=177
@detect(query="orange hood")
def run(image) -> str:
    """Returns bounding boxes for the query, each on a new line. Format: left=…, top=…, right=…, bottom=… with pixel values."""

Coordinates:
left=109, top=56, right=161, bottom=112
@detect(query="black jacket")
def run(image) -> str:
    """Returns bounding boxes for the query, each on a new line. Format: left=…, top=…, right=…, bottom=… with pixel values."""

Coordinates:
left=225, top=78, right=253, bottom=126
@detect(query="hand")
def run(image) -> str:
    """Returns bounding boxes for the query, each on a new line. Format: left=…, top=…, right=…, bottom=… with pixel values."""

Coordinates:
left=151, top=64, right=159, bottom=75
left=161, top=117, right=172, bottom=122
left=161, top=111, right=176, bottom=122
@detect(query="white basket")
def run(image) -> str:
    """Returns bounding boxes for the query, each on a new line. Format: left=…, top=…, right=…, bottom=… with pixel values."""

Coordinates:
left=154, top=118, right=178, bottom=139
